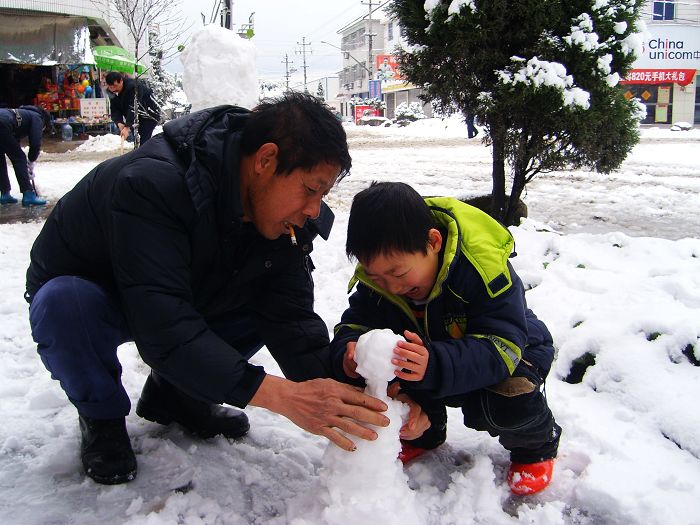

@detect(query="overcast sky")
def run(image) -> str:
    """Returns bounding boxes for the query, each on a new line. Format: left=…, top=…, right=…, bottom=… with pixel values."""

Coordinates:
left=170, top=0, right=386, bottom=89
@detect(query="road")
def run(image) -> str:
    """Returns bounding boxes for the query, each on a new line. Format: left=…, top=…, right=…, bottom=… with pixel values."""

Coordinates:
left=2, top=126, right=698, bottom=240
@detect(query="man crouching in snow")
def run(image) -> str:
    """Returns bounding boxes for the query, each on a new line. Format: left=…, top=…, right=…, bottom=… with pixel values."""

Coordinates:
left=25, top=93, right=426, bottom=485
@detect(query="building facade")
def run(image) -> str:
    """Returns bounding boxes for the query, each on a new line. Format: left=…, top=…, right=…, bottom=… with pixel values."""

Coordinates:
left=334, top=8, right=432, bottom=121
left=620, top=0, right=699, bottom=124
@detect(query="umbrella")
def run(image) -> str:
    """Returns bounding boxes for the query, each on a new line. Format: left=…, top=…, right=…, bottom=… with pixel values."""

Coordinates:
left=92, top=45, right=146, bottom=74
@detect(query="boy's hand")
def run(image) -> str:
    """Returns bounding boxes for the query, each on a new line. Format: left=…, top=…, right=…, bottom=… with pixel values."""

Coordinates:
left=393, top=330, right=429, bottom=381
left=342, top=341, right=361, bottom=378
left=387, top=382, right=431, bottom=441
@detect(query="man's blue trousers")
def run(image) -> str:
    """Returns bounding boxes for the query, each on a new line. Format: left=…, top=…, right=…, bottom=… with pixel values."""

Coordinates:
left=29, top=276, right=262, bottom=419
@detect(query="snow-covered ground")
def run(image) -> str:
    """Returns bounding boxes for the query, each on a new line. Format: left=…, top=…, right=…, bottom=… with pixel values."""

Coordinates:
left=1, top=121, right=699, bottom=524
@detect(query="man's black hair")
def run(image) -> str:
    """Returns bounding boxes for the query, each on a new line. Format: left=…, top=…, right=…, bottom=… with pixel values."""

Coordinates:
left=346, top=182, right=436, bottom=263
left=105, top=72, right=124, bottom=85
left=240, top=91, right=351, bottom=179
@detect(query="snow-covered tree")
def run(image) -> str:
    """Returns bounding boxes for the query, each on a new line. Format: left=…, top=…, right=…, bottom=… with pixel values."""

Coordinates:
left=259, top=80, right=286, bottom=101
left=350, top=96, right=386, bottom=111
left=316, top=81, right=325, bottom=99
left=391, top=0, right=646, bottom=225
left=148, top=26, right=178, bottom=117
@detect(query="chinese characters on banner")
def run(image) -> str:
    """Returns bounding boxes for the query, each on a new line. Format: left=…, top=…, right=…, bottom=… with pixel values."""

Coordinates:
left=619, top=69, right=697, bottom=86
left=354, top=105, right=381, bottom=124
left=79, top=98, right=108, bottom=119
left=368, top=80, right=382, bottom=99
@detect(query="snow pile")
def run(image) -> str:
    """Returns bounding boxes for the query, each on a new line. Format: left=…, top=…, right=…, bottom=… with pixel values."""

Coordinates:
left=74, top=133, right=122, bottom=152
left=319, top=329, right=421, bottom=525
left=180, top=25, right=258, bottom=112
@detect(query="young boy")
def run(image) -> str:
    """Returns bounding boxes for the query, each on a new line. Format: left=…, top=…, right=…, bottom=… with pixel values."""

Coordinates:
left=330, top=182, right=562, bottom=495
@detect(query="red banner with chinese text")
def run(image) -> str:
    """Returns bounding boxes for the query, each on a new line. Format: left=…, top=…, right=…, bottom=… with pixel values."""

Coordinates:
left=354, top=105, right=381, bottom=124
left=619, top=69, right=696, bottom=87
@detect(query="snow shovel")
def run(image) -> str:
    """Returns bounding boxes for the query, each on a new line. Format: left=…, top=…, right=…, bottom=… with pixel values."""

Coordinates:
left=28, top=162, right=39, bottom=195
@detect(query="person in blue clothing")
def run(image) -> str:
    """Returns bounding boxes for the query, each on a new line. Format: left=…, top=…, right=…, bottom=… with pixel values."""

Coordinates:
left=331, top=181, right=562, bottom=495
left=0, top=105, right=50, bottom=206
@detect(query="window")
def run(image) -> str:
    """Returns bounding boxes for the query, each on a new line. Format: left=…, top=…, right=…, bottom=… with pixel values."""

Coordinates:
left=653, top=0, right=675, bottom=20
left=388, top=21, right=394, bottom=41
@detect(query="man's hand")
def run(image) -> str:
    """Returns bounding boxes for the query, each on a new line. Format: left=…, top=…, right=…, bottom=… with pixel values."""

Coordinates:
left=250, top=375, right=389, bottom=451
left=387, top=382, right=431, bottom=441
left=27, top=161, right=36, bottom=179
left=393, top=330, right=429, bottom=381
left=119, top=125, right=129, bottom=140
left=342, top=341, right=360, bottom=378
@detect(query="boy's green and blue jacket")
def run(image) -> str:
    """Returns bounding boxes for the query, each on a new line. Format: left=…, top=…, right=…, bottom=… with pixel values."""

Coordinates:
left=330, top=197, right=555, bottom=399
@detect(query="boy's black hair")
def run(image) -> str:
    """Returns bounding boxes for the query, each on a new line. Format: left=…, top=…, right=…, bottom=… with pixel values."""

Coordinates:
left=347, top=182, right=436, bottom=263
left=240, top=92, right=351, bottom=179
left=105, top=72, right=124, bottom=85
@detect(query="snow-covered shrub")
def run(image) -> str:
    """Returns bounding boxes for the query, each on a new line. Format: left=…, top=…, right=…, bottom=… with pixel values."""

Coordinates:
left=394, top=101, right=427, bottom=125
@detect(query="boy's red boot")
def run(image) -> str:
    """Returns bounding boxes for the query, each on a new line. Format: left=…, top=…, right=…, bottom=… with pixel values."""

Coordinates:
left=398, top=443, right=429, bottom=464
left=507, top=459, right=554, bottom=495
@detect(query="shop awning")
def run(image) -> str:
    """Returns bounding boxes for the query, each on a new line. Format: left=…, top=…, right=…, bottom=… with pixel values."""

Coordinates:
left=619, top=68, right=696, bottom=87
left=0, top=14, right=94, bottom=66
left=92, top=46, right=145, bottom=74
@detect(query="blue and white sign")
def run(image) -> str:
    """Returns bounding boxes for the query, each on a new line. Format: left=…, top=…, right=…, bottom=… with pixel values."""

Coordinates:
left=368, top=79, right=382, bottom=99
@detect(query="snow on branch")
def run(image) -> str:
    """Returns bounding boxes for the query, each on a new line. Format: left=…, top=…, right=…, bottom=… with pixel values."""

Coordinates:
left=497, top=57, right=591, bottom=109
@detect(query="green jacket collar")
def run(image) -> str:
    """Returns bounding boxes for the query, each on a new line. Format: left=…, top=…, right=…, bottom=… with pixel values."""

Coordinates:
left=348, top=197, right=514, bottom=300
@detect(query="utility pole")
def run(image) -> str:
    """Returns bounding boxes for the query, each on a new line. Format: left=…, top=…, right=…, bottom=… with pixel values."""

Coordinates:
left=296, top=37, right=312, bottom=92
left=281, top=54, right=296, bottom=91
left=222, top=0, right=232, bottom=30
left=361, top=0, right=376, bottom=80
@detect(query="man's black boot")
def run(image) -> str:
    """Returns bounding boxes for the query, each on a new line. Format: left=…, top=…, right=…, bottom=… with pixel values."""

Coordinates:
left=79, top=415, right=137, bottom=485
left=136, top=372, right=250, bottom=439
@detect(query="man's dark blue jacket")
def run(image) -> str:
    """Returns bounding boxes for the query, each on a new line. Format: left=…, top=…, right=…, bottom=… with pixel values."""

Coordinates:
left=26, top=106, right=334, bottom=407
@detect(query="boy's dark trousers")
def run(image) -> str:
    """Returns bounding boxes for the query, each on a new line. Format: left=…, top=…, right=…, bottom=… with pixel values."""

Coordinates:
left=405, top=360, right=561, bottom=464
left=28, top=275, right=264, bottom=419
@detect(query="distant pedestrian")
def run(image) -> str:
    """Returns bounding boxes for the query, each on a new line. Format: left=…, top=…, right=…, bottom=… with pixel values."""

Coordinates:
left=105, top=72, right=161, bottom=146
left=0, top=105, right=50, bottom=206
left=466, top=111, right=478, bottom=139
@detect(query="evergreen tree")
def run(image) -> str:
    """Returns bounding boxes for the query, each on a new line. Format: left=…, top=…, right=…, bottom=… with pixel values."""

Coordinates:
left=317, top=81, right=325, bottom=99
left=391, top=0, right=646, bottom=225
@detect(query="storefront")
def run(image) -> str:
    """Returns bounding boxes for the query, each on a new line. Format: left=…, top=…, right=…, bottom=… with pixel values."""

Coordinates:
left=619, top=24, right=699, bottom=124
left=0, top=13, right=114, bottom=135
